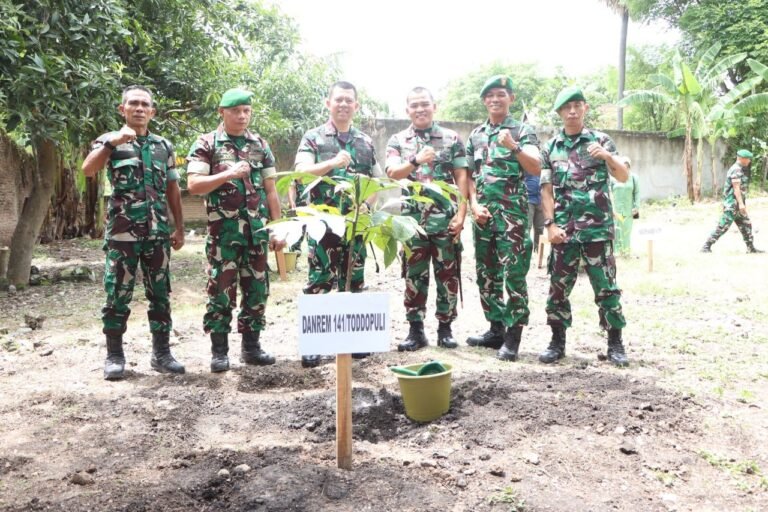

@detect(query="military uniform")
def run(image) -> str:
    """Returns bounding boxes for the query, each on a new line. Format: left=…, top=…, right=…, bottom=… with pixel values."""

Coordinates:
left=95, top=131, right=177, bottom=336
left=385, top=123, right=468, bottom=326
left=540, top=127, right=625, bottom=331
left=295, top=120, right=380, bottom=294
left=702, top=161, right=758, bottom=251
left=467, top=115, right=537, bottom=329
left=187, top=125, right=276, bottom=335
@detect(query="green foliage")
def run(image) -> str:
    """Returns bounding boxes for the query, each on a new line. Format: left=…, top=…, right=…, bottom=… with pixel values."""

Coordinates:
left=440, top=60, right=611, bottom=128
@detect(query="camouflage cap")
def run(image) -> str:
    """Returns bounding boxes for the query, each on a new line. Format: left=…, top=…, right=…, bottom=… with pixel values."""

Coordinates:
left=736, top=149, right=754, bottom=159
left=480, top=75, right=514, bottom=97
left=553, top=86, right=586, bottom=111
left=219, top=89, right=253, bottom=108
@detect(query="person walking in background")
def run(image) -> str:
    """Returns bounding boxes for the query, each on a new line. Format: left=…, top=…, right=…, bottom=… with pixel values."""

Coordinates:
left=187, top=88, right=285, bottom=373
left=701, top=149, right=763, bottom=254
left=465, top=75, right=541, bottom=362
left=539, top=86, right=630, bottom=367
left=82, top=85, right=186, bottom=380
left=385, top=86, right=469, bottom=352
left=610, top=156, right=640, bottom=257
left=525, top=172, right=545, bottom=253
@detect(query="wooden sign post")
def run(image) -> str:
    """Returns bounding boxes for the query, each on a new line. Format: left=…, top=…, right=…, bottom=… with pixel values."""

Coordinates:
left=297, top=292, right=390, bottom=469
left=274, top=249, right=288, bottom=281
left=636, top=226, right=662, bottom=273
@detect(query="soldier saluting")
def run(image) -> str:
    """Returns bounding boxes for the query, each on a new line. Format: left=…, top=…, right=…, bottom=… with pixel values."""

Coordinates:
left=82, top=85, right=186, bottom=380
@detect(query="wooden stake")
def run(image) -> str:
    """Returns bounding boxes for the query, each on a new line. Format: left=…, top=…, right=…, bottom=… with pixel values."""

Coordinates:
left=275, top=249, right=288, bottom=281
left=537, top=241, right=546, bottom=269
left=647, top=239, right=654, bottom=273
left=336, top=353, right=353, bottom=469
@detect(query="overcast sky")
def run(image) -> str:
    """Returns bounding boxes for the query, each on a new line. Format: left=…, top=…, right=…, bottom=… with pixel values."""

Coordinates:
left=268, top=0, right=680, bottom=116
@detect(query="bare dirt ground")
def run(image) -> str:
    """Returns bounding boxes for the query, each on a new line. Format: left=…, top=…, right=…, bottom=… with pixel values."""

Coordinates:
left=1, top=198, right=767, bottom=512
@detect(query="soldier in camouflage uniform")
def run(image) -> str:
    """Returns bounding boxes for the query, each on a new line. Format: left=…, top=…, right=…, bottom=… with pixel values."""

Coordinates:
left=385, top=87, right=469, bottom=351
left=82, top=85, right=186, bottom=380
left=187, top=89, right=286, bottom=373
left=701, top=150, right=763, bottom=253
left=539, top=87, right=630, bottom=367
left=294, top=81, right=382, bottom=367
left=465, top=76, right=542, bottom=362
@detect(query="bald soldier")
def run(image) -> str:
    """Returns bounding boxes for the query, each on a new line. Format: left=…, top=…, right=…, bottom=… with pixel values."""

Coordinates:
left=187, top=88, right=286, bottom=373
left=386, top=86, right=469, bottom=351
left=701, top=149, right=763, bottom=253
left=539, top=87, right=630, bottom=367
left=465, top=75, right=542, bottom=361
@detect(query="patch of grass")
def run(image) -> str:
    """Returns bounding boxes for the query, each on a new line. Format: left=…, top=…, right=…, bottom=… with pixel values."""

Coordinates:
left=698, top=450, right=768, bottom=491
left=653, top=470, right=676, bottom=487
left=488, top=487, right=527, bottom=511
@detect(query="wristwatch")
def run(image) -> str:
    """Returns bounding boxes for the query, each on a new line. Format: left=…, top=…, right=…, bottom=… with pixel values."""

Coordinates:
left=408, top=154, right=419, bottom=167
left=543, top=218, right=555, bottom=228
left=103, top=139, right=116, bottom=151
left=511, top=144, right=523, bottom=154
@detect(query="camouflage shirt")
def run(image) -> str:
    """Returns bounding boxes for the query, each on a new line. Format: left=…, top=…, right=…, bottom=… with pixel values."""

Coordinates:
left=186, top=125, right=276, bottom=245
left=93, top=131, right=178, bottom=242
left=295, top=120, right=380, bottom=212
left=467, top=115, right=538, bottom=220
left=540, top=127, right=617, bottom=243
left=722, top=162, right=749, bottom=210
left=385, top=123, right=468, bottom=234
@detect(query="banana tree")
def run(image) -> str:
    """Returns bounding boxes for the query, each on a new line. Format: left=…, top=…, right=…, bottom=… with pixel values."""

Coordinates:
left=270, top=171, right=459, bottom=292
left=619, top=43, right=753, bottom=202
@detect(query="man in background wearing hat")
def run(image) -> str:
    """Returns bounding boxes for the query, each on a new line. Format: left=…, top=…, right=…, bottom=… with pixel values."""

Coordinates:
left=701, top=150, right=763, bottom=253
left=83, top=85, right=186, bottom=380
left=385, top=86, right=469, bottom=352
left=187, top=88, right=286, bottom=372
left=293, top=81, right=382, bottom=368
left=539, top=87, right=630, bottom=367
left=465, top=75, right=541, bottom=362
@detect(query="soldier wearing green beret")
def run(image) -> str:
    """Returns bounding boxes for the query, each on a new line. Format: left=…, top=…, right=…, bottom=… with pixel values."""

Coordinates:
left=82, top=85, right=187, bottom=380
left=385, top=86, right=469, bottom=351
left=465, top=75, right=542, bottom=362
left=701, top=150, right=763, bottom=253
left=187, top=88, right=286, bottom=372
left=294, top=81, right=383, bottom=368
left=539, top=87, right=630, bottom=367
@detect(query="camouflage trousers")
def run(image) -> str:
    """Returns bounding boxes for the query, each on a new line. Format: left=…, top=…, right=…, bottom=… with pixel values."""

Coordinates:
left=546, top=240, right=625, bottom=330
left=704, top=208, right=753, bottom=248
left=304, top=228, right=366, bottom=294
left=403, top=230, right=461, bottom=323
left=204, top=237, right=269, bottom=334
left=472, top=214, right=532, bottom=327
left=102, top=239, right=172, bottom=335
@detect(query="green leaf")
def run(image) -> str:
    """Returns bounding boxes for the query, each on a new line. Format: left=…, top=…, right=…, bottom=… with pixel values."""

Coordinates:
left=383, top=237, right=398, bottom=268
left=391, top=215, right=418, bottom=241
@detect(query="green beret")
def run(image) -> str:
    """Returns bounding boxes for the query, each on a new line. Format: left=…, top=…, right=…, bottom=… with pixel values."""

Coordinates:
left=480, top=75, right=514, bottom=97
left=553, top=86, right=586, bottom=111
left=736, top=149, right=754, bottom=159
left=219, top=88, right=253, bottom=108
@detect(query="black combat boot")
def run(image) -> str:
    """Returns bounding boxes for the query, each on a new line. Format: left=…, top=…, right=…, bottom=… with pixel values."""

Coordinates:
left=700, top=243, right=712, bottom=253
left=436, top=322, right=458, bottom=349
left=150, top=332, right=185, bottom=374
left=539, top=325, right=566, bottom=364
left=210, top=332, right=230, bottom=373
left=301, top=354, right=321, bottom=368
left=466, top=321, right=505, bottom=349
left=497, top=325, right=523, bottom=362
left=104, top=334, right=125, bottom=381
left=607, top=328, right=629, bottom=367
left=397, top=321, right=428, bottom=352
left=241, top=331, right=276, bottom=366
left=747, top=244, right=764, bottom=253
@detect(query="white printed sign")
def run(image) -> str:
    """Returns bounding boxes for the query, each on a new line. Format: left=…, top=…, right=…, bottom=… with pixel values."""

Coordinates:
left=636, top=225, right=662, bottom=237
left=298, top=292, right=390, bottom=356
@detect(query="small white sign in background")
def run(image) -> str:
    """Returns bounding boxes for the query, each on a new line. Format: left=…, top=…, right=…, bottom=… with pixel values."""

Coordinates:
left=298, top=292, right=390, bottom=356
left=636, top=225, right=663, bottom=237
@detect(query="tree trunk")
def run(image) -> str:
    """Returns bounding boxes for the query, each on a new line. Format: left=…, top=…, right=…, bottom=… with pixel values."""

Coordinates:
left=710, top=138, right=718, bottom=197
left=7, top=139, right=58, bottom=287
left=684, top=117, right=694, bottom=203
left=617, top=8, right=629, bottom=130
left=694, top=137, right=703, bottom=201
